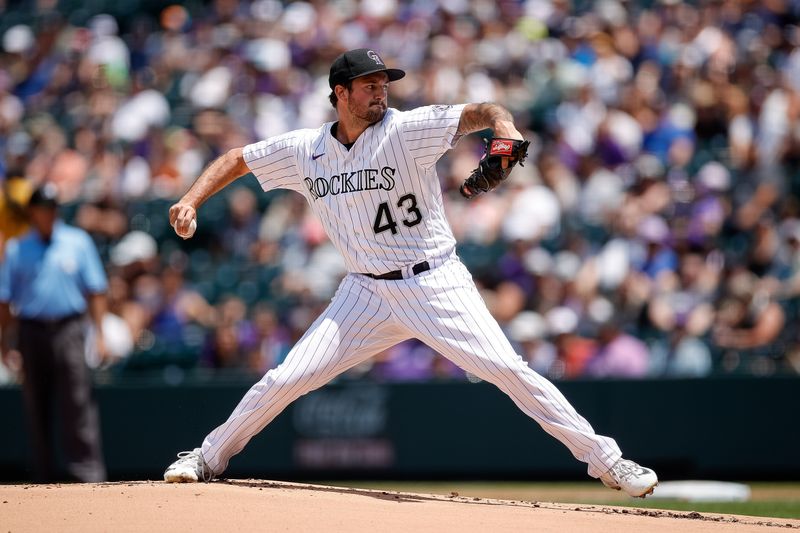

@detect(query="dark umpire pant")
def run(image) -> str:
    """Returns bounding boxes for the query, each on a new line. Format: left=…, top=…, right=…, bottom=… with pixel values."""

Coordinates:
left=18, top=315, right=106, bottom=482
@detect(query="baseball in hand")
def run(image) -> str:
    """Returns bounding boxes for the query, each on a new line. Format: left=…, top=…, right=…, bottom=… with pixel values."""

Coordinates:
left=175, top=218, right=197, bottom=239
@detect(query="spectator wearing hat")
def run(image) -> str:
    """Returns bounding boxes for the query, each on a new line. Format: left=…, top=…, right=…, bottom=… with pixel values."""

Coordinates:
left=0, top=184, right=109, bottom=482
left=546, top=306, right=597, bottom=379
left=507, top=310, right=557, bottom=377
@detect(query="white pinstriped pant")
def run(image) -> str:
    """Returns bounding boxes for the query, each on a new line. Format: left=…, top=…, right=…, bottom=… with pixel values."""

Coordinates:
left=201, top=257, right=622, bottom=478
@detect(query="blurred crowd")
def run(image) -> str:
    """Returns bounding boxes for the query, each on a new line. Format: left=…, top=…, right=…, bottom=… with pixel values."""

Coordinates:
left=2, top=0, right=800, bottom=384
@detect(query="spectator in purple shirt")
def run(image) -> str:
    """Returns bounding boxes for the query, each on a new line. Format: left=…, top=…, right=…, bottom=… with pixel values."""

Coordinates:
left=584, top=318, right=649, bottom=378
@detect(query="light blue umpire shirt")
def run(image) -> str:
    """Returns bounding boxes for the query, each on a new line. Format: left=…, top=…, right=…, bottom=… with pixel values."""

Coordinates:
left=0, top=221, right=108, bottom=320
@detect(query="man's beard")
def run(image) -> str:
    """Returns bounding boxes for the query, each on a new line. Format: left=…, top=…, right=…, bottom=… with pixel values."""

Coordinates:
left=351, top=100, right=387, bottom=124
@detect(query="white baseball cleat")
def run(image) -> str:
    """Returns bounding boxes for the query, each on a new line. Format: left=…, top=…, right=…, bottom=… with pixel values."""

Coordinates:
left=599, top=459, right=658, bottom=498
left=163, top=448, right=213, bottom=483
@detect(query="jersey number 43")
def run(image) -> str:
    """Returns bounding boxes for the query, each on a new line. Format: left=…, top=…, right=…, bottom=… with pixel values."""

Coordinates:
left=373, top=193, right=422, bottom=235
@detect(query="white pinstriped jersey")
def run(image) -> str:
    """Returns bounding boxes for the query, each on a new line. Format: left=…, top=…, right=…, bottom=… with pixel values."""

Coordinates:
left=243, top=104, right=466, bottom=275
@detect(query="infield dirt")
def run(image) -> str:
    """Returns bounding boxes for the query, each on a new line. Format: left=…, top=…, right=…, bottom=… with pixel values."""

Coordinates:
left=1, top=480, right=798, bottom=532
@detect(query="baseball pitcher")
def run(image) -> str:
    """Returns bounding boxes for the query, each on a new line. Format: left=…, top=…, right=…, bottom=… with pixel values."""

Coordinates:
left=164, top=48, right=658, bottom=498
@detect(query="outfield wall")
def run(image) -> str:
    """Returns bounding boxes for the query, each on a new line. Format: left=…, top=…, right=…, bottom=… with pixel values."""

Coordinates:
left=1, top=377, right=798, bottom=481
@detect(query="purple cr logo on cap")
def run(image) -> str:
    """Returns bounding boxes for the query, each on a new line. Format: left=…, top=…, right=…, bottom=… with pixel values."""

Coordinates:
left=367, top=50, right=384, bottom=65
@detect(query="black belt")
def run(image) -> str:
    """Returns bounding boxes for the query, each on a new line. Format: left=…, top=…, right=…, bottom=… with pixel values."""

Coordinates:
left=19, top=313, right=83, bottom=327
left=362, top=261, right=430, bottom=281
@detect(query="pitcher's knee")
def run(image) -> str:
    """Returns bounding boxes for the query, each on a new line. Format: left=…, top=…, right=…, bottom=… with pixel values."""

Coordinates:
left=261, top=367, right=327, bottom=396
left=471, top=356, right=538, bottom=385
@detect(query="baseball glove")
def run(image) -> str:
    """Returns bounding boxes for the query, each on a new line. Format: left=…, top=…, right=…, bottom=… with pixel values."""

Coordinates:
left=459, top=137, right=530, bottom=199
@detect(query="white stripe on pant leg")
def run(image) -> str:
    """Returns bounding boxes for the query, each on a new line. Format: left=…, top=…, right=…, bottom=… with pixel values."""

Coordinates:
left=385, top=260, right=622, bottom=478
left=201, top=276, right=404, bottom=475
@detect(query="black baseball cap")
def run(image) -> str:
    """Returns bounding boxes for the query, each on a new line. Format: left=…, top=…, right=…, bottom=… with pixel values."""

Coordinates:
left=28, top=183, right=59, bottom=208
left=329, top=48, right=405, bottom=89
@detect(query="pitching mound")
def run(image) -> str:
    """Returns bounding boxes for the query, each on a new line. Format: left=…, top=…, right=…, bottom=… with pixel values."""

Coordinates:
left=1, top=480, right=798, bottom=532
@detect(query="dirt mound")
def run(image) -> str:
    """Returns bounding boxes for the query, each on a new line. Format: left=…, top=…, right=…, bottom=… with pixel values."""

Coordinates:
left=1, top=480, right=798, bottom=532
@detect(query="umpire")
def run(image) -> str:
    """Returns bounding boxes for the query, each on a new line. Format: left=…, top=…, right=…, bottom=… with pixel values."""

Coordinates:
left=0, top=183, right=109, bottom=482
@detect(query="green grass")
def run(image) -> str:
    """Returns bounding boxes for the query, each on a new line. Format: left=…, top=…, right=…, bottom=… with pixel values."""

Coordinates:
left=600, top=499, right=800, bottom=520
left=319, top=481, right=800, bottom=520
